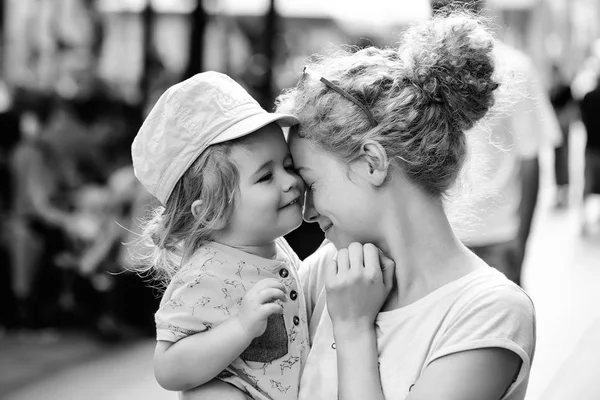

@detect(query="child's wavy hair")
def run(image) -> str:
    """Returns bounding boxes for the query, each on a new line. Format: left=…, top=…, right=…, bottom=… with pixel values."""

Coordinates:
left=130, top=142, right=239, bottom=286
left=276, top=11, right=500, bottom=197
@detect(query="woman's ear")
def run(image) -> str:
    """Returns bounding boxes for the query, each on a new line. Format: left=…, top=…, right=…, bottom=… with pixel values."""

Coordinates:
left=361, top=140, right=389, bottom=187
left=191, top=199, right=203, bottom=219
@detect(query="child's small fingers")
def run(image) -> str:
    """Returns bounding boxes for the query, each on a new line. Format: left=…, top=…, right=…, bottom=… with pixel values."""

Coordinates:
left=251, top=278, right=286, bottom=293
left=257, top=288, right=287, bottom=304
left=261, top=303, right=284, bottom=317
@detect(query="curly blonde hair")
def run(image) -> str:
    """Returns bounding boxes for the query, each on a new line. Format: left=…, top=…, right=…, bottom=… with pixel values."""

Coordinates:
left=276, top=12, right=499, bottom=196
left=130, top=142, right=239, bottom=285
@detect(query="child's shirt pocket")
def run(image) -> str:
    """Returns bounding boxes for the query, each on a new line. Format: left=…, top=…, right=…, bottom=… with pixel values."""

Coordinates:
left=241, top=313, right=288, bottom=363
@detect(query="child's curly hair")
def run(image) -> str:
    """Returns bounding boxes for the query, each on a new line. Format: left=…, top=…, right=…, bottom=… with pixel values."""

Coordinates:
left=129, top=142, right=239, bottom=286
left=276, top=12, right=499, bottom=196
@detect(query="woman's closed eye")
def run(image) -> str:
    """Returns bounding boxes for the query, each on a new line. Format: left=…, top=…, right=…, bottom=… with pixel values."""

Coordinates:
left=284, top=163, right=296, bottom=172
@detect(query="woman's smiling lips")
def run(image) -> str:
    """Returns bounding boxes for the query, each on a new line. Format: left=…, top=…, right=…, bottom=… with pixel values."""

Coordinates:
left=320, top=223, right=333, bottom=234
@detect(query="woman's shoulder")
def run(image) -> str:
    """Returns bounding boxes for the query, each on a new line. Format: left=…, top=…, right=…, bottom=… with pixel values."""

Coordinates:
left=463, top=267, right=535, bottom=310
left=443, top=267, right=536, bottom=347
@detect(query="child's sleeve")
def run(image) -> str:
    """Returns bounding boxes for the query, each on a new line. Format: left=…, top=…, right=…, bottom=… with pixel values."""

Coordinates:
left=155, top=268, right=230, bottom=343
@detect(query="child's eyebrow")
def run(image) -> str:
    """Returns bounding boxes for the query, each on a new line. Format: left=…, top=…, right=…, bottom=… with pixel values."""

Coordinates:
left=253, top=160, right=273, bottom=175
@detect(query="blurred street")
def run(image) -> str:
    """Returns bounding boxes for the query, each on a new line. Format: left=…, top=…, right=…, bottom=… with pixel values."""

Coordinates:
left=1, top=124, right=599, bottom=400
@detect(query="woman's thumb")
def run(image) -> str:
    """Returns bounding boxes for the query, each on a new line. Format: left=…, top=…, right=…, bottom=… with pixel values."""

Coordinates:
left=378, top=250, right=395, bottom=291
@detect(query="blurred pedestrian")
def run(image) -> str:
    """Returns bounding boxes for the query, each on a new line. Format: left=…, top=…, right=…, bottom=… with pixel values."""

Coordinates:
left=549, top=63, right=577, bottom=209
left=434, top=1, right=562, bottom=287
left=8, top=108, right=81, bottom=328
left=579, top=74, right=600, bottom=235
left=0, top=81, right=22, bottom=328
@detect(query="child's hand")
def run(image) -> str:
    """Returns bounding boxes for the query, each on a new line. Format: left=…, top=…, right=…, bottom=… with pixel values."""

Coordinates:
left=325, top=243, right=395, bottom=333
left=236, top=278, right=287, bottom=339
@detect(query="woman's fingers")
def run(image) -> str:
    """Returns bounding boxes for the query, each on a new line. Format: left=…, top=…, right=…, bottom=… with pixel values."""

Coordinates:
left=336, top=248, right=350, bottom=274
left=348, top=242, right=364, bottom=272
left=378, top=249, right=396, bottom=292
left=362, top=243, right=381, bottom=280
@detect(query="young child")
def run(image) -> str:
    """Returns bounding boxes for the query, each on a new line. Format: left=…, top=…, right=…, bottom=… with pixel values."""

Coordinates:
left=130, top=72, right=310, bottom=399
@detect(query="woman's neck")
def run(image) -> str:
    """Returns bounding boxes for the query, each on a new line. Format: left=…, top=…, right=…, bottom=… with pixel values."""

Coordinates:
left=375, top=190, right=480, bottom=311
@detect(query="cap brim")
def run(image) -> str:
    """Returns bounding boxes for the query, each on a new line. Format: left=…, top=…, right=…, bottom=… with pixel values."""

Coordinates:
left=209, top=112, right=299, bottom=146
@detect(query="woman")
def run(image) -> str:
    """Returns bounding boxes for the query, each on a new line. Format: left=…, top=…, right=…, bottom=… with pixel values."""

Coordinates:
left=183, top=11, right=535, bottom=400
left=279, top=12, right=535, bottom=400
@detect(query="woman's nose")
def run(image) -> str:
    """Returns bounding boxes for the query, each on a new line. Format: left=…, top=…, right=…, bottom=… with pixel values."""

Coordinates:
left=303, top=190, right=318, bottom=223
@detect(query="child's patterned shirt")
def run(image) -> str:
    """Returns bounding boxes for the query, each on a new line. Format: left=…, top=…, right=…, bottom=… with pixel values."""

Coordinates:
left=155, top=238, right=310, bottom=400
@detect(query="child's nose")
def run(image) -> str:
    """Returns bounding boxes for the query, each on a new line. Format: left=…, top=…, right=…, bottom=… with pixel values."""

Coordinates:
left=283, top=170, right=303, bottom=192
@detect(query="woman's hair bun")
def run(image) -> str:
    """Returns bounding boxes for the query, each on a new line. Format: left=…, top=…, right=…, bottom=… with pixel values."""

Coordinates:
left=399, top=13, right=499, bottom=131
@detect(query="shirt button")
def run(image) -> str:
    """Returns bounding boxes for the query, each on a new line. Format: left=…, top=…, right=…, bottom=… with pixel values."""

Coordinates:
left=279, top=268, right=289, bottom=278
left=293, top=316, right=300, bottom=326
left=290, top=290, right=298, bottom=300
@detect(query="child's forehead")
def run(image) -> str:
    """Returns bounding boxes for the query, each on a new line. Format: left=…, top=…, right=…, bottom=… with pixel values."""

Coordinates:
left=230, top=126, right=290, bottom=165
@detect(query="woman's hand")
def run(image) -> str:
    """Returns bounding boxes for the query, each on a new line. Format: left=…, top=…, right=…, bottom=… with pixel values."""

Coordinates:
left=325, top=243, right=395, bottom=334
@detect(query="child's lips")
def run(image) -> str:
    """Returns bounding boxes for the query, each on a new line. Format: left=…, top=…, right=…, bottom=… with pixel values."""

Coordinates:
left=280, top=197, right=300, bottom=209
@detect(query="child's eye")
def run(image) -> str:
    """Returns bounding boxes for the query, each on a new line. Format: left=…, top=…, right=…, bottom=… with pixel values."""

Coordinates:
left=258, top=172, right=273, bottom=183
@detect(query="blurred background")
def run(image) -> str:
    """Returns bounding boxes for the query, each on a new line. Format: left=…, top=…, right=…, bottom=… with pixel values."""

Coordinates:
left=0, top=0, right=599, bottom=399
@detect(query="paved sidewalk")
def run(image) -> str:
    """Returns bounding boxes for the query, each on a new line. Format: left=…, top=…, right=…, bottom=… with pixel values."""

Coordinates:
left=2, top=335, right=174, bottom=400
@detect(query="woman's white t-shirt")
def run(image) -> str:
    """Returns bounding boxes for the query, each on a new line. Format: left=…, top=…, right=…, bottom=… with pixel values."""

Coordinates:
left=299, top=243, right=536, bottom=400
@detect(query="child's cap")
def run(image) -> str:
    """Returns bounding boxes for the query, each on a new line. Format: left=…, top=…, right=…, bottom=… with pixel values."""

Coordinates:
left=132, top=71, right=299, bottom=204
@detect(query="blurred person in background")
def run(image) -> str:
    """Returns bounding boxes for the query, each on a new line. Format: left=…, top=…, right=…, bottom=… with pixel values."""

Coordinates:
left=0, top=81, right=23, bottom=328
left=549, top=63, right=577, bottom=209
left=433, top=0, right=562, bottom=287
left=8, top=104, right=81, bottom=329
left=579, top=73, right=600, bottom=236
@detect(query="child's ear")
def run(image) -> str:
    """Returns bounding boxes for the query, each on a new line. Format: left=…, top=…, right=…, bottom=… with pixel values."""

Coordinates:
left=191, top=200, right=203, bottom=219
left=360, top=140, right=389, bottom=187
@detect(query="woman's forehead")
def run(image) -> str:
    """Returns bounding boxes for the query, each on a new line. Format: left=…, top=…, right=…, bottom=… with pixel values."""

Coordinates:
left=289, top=133, right=317, bottom=159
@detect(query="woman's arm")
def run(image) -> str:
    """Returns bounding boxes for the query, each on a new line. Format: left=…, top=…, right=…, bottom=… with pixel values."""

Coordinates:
left=326, top=243, right=395, bottom=400
left=407, top=348, right=521, bottom=400
left=334, top=322, right=384, bottom=400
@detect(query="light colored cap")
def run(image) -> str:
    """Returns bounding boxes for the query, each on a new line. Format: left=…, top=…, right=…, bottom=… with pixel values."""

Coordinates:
left=131, top=71, right=298, bottom=204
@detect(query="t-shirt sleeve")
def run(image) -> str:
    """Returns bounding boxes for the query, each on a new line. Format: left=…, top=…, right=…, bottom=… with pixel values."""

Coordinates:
left=155, top=267, right=230, bottom=343
left=428, top=284, right=536, bottom=396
